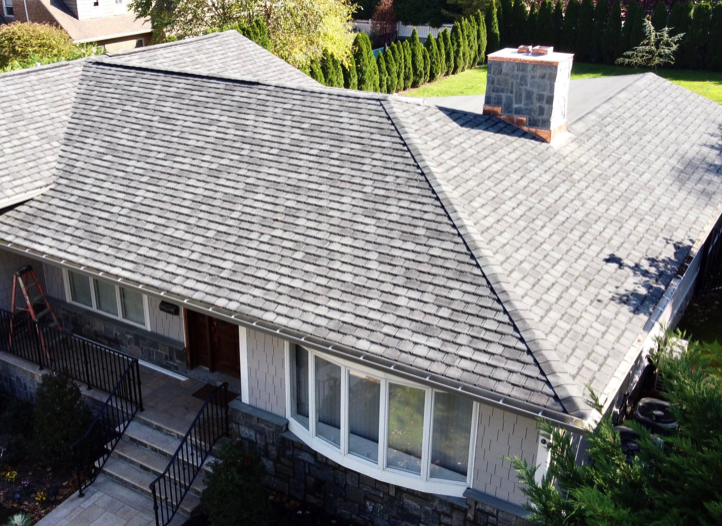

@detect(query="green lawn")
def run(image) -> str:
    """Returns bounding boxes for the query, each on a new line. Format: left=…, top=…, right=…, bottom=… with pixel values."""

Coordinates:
left=405, top=63, right=722, bottom=104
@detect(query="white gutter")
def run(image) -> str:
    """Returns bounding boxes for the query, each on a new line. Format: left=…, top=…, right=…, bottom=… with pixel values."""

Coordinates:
left=0, top=239, right=586, bottom=432
left=0, top=187, right=49, bottom=210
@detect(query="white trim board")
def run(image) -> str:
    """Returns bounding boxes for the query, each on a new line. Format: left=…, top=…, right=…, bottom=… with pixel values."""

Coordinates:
left=138, top=359, right=188, bottom=381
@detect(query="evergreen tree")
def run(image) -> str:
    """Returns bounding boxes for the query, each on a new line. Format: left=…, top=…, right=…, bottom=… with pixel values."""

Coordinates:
left=384, top=49, right=398, bottom=92
left=409, top=28, right=425, bottom=87
left=689, top=3, right=711, bottom=69
left=560, top=0, right=580, bottom=52
left=437, top=31, right=447, bottom=75
left=536, top=0, right=555, bottom=46
left=342, top=60, right=358, bottom=89
left=321, top=50, right=343, bottom=87
left=425, top=34, right=440, bottom=81
left=591, top=0, right=609, bottom=63
left=527, top=1, right=538, bottom=44
left=616, top=18, right=685, bottom=71
left=392, top=42, right=404, bottom=90
left=485, top=0, right=501, bottom=53
left=620, top=0, right=639, bottom=53
left=442, top=28, right=454, bottom=75
left=626, top=1, right=647, bottom=52
left=668, top=0, right=693, bottom=68
left=500, top=0, right=513, bottom=47
left=309, top=57, right=325, bottom=84
left=353, top=32, right=379, bottom=92
left=403, top=39, right=413, bottom=89
left=576, top=0, right=594, bottom=61
left=377, top=52, right=388, bottom=93
left=422, top=46, right=431, bottom=83
left=652, top=1, right=668, bottom=31
left=553, top=0, right=564, bottom=49
left=465, top=17, right=477, bottom=68
left=476, top=10, right=487, bottom=64
left=603, top=0, right=622, bottom=64
left=451, top=21, right=465, bottom=72
left=510, top=0, right=528, bottom=46
left=708, top=3, right=722, bottom=70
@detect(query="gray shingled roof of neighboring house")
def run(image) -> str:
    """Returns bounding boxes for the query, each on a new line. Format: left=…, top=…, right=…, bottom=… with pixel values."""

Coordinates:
left=0, top=31, right=318, bottom=208
left=0, top=62, right=567, bottom=414
left=103, top=31, right=319, bottom=87
left=392, top=73, right=722, bottom=397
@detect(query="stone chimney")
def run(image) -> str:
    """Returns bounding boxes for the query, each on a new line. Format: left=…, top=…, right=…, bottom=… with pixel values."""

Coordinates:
left=483, top=46, right=573, bottom=143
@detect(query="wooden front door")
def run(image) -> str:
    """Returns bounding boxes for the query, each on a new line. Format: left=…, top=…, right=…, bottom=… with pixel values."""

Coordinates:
left=185, top=310, right=240, bottom=377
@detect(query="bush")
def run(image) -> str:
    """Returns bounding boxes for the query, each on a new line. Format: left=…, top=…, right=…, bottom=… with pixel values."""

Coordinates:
left=0, top=434, right=26, bottom=466
left=536, top=0, right=554, bottom=46
left=235, top=18, right=269, bottom=50
left=309, top=57, right=325, bottom=84
left=377, top=51, right=388, bottom=92
left=603, top=0, right=622, bottom=64
left=590, top=0, right=608, bottom=63
left=402, top=39, right=413, bottom=89
left=408, top=28, right=425, bottom=87
left=708, top=3, right=722, bottom=70
left=500, top=0, right=513, bottom=47
left=342, top=60, right=358, bottom=89
left=560, top=0, right=580, bottom=52
left=689, top=3, right=711, bottom=70
left=485, top=0, right=501, bottom=53
left=451, top=22, right=465, bottom=73
left=384, top=48, right=397, bottom=92
left=553, top=0, right=564, bottom=48
left=510, top=0, right=527, bottom=46
left=668, top=0, right=693, bottom=68
left=576, top=0, right=594, bottom=61
left=201, top=437, right=270, bottom=526
left=526, top=1, right=538, bottom=45
left=476, top=10, right=487, bottom=65
left=0, top=398, right=34, bottom=437
left=353, top=32, right=379, bottom=91
left=425, top=34, right=440, bottom=82
left=441, top=27, right=454, bottom=75
left=34, top=374, right=92, bottom=466
left=652, top=1, right=668, bottom=31
left=0, top=22, right=98, bottom=70
left=321, top=50, right=343, bottom=87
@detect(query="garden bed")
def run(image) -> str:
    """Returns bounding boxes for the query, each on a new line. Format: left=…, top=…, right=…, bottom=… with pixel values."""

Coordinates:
left=0, top=393, right=77, bottom=524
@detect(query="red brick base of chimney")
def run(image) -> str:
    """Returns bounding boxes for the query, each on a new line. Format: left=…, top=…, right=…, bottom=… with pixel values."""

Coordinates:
left=482, top=106, right=568, bottom=143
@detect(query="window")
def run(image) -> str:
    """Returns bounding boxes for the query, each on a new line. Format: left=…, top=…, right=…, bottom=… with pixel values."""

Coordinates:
left=287, top=346, right=477, bottom=493
left=3, top=0, right=13, bottom=17
left=65, top=270, right=148, bottom=328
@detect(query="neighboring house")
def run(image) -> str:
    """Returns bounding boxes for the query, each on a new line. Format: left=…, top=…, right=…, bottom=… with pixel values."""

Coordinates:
left=5, top=0, right=151, bottom=51
left=1, top=35, right=722, bottom=526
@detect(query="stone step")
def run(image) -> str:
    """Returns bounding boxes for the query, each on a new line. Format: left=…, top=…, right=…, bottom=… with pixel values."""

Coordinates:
left=113, top=439, right=207, bottom=498
left=102, top=456, right=201, bottom=517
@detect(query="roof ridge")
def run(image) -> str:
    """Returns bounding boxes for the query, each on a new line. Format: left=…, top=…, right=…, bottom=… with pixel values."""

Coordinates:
left=89, top=59, right=391, bottom=102
left=0, top=57, right=88, bottom=78
left=381, top=98, right=590, bottom=418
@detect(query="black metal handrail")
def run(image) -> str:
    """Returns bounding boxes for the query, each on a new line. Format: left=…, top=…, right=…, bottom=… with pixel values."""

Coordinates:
left=0, top=308, right=138, bottom=395
left=71, top=358, right=144, bottom=495
left=150, top=383, right=229, bottom=526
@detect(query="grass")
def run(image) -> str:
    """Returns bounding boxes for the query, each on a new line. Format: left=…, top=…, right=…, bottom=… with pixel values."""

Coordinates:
left=405, top=63, right=722, bottom=104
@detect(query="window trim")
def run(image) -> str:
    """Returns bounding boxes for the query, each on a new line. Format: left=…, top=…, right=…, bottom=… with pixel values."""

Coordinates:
left=2, top=0, right=13, bottom=17
left=63, top=269, right=150, bottom=330
left=285, top=344, right=478, bottom=496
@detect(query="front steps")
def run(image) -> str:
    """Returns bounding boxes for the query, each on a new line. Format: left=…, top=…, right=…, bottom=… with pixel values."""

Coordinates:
left=100, top=418, right=217, bottom=521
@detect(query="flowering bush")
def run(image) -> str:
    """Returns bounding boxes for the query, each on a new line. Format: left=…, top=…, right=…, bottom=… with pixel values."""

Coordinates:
left=5, top=470, right=18, bottom=484
left=35, top=491, right=47, bottom=504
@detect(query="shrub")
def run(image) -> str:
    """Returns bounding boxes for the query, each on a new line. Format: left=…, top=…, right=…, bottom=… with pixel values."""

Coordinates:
left=590, top=0, right=608, bottom=63
left=668, top=0, right=693, bottom=68
left=476, top=10, right=487, bottom=64
left=628, top=0, right=647, bottom=53
left=0, top=398, right=34, bottom=437
left=576, top=0, right=594, bottom=61
left=451, top=22, right=465, bottom=73
left=34, top=374, right=92, bottom=465
left=510, top=0, right=527, bottom=46
left=425, top=34, right=440, bottom=82
left=402, top=39, right=413, bottom=89
left=201, top=437, right=270, bottom=526
left=377, top=51, right=388, bottom=92
left=553, top=0, right=564, bottom=48
left=309, top=57, right=325, bottom=84
left=0, top=434, right=26, bottom=466
left=603, top=0, right=622, bottom=64
left=560, top=0, right=580, bottom=52
left=689, top=3, right=711, bottom=69
left=391, top=42, right=404, bottom=89
left=652, top=1, right=668, bottom=31
left=384, top=48, right=397, bottom=92
left=708, top=3, right=722, bottom=70
left=235, top=18, right=269, bottom=50
left=441, top=27, right=454, bottom=75
left=536, top=0, right=555, bottom=46
left=342, top=60, right=358, bottom=89
left=353, top=32, right=379, bottom=91
left=500, top=0, right=513, bottom=47
left=408, top=28, right=425, bottom=87
left=526, top=1, right=538, bottom=45
left=0, top=23, right=98, bottom=70
left=485, top=0, right=501, bottom=53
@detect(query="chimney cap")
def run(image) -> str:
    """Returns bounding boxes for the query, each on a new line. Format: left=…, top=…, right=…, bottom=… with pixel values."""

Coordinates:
left=488, top=47, right=573, bottom=66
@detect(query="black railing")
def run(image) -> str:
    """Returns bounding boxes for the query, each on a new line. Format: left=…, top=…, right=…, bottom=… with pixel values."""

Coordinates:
left=150, top=383, right=230, bottom=526
left=0, top=308, right=137, bottom=395
left=71, top=359, right=144, bottom=495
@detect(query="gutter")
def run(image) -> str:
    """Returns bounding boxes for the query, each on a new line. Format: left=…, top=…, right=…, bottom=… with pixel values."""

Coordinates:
left=0, top=239, right=586, bottom=432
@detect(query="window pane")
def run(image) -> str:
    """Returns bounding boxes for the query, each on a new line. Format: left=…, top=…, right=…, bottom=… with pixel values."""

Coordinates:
left=430, top=392, right=473, bottom=482
left=348, top=371, right=380, bottom=463
left=315, top=356, right=341, bottom=448
left=387, top=384, right=425, bottom=475
left=94, top=280, right=118, bottom=316
left=120, top=287, right=145, bottom=325
left=69, top=271, right=92, bottom=307
left=291, top=346, right=309, bottom=429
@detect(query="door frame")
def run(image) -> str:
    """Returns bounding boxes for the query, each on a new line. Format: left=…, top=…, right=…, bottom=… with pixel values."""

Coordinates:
left=184, top=308, right=215, bottom=371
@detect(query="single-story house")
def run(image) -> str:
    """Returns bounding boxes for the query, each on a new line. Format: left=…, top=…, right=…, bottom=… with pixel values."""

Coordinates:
left=1, top=31, right=721, bottom=525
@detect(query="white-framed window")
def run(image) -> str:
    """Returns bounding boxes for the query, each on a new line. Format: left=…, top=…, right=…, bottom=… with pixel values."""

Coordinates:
left=63, top=269, right=149, bottom=329
left=3, top=0, right=13, bottom=17
left=285, top=345, right=478, bottom=495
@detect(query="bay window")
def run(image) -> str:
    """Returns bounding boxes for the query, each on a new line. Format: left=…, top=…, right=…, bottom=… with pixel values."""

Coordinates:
left=64, top=270, right=149, bottom=329
left=286, top=345, right=477, bottom=494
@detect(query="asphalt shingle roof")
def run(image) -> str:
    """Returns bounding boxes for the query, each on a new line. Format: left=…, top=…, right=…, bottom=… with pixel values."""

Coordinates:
left=0, top=62, right=563, bottom=412
left=0, top=31, right=319, bottom=207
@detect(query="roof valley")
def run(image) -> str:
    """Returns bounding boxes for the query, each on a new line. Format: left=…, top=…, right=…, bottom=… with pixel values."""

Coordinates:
left=381, top=98, right=589, bottom=418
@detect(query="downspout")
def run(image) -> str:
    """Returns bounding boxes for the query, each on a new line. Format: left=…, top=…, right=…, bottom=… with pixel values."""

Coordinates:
left=23, top=0, right=30, bottom=22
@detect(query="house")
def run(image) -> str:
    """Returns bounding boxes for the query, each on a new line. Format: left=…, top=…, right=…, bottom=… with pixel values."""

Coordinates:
left=1, top=33, right=722, bottom=526
left=4, top=0, right=152, bottom=51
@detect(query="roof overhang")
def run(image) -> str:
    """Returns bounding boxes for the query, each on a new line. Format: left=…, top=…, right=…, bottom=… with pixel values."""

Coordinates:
left=0, top=187, right=50, bottom=211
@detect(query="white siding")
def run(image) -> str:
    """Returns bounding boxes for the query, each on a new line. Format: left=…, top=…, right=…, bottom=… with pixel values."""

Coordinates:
left=0, top=251, right=46, bottom=311
left=147, top=296, right=185, bottom=343
left=246, top=328, right=286, bottom=416
left=472, top=404, right=539, bottom=505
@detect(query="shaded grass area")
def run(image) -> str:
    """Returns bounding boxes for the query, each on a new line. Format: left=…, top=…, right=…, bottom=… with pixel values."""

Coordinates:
left=677, top=290, right=722, bottom=346
left=405, top=64, right=722, bottom=104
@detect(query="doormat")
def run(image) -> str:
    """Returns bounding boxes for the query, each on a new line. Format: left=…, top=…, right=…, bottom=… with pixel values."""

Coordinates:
left=192, top=383, right=239, bottom=407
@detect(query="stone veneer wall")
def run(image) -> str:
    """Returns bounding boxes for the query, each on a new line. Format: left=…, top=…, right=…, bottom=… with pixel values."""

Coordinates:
left=51, top=299, right=187, bottom=372
left=231, top=401, right=530, bottom=526
left=484, top=59, right=571, bottom=130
